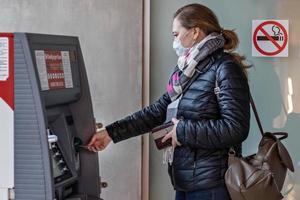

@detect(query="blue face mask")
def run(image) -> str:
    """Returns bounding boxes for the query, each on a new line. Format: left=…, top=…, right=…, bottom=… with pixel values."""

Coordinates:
left=172, top=38, right=190, bottom=57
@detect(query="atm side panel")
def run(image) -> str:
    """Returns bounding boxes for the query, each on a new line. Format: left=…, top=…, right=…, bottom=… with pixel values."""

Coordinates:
left=14, top=33, right=53, bottom=200
left=69, top=39, right=100, bottom=198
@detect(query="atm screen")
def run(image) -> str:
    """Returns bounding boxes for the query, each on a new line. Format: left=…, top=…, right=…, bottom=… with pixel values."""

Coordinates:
left=30, top=46, right=82, bottom=106
left=35, top=50, right=74, bottom=91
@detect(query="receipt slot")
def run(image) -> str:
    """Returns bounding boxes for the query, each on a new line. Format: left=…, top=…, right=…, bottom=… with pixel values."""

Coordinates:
left=11, top=33, right=101, bottom=200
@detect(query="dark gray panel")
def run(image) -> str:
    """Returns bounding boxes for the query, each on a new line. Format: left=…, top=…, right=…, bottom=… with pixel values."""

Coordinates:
left=14, top=33, right=53, bottom=200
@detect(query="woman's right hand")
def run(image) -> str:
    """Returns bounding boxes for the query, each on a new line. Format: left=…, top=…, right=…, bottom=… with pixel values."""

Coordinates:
left=87, top=129, right=112, bottom=152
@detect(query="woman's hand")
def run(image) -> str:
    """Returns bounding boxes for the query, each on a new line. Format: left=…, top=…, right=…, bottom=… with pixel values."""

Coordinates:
left=87, top=129, right=112, bottom=152
left=162, top=118, right=181, bottom=148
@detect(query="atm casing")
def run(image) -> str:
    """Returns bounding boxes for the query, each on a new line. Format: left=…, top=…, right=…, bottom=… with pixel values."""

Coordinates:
left=14, top=33, right=101, bottom=200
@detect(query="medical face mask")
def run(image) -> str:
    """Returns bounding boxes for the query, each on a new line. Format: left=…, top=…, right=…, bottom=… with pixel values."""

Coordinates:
left=172, top=38, right=190, bottom=57
left=172, top=30, right=194, bottom=57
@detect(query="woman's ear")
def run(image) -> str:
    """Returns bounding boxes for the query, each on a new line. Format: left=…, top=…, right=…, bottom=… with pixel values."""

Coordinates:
left=194, top=27, right=206, bottom=41
left=193, top=27, right=200, bottom=40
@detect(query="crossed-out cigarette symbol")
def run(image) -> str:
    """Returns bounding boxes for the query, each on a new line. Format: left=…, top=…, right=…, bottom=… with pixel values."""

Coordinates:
left=257, top=25, right=284, bottom=41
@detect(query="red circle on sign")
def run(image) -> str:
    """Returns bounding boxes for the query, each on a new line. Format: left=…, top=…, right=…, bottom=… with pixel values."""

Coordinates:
left=253, top=21, right=288, bottom=56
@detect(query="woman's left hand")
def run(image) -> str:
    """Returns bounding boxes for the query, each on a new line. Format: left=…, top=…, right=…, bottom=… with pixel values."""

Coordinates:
left=162, top=118, right=181, bottom=148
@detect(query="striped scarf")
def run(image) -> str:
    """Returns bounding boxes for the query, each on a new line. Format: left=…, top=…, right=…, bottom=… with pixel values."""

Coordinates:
left=167, top=33, right=225, bottom=101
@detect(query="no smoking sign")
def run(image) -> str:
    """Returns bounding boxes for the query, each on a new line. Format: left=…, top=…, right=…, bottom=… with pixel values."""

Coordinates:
left=252, top=20, right=289, bottom=57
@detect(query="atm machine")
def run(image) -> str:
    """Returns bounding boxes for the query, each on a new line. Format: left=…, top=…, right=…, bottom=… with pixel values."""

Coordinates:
left=1, top=33, right=103, bottom=200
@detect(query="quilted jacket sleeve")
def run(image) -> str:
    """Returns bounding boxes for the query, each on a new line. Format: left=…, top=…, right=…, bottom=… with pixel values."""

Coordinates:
left=105, top=93, right=171, bottom=143
left=176, top=60, right=250, bottom=149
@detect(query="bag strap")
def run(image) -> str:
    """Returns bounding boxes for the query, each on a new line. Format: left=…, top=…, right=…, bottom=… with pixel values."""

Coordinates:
left=249, top=94, right=264, bottom=137
left=250, top=95, right=288, bottom=140
left=215, top=75, right=264, bottom=137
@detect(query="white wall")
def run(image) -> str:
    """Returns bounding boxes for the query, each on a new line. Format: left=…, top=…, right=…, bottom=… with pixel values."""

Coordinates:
left=0, top=1, right=143, bottom=199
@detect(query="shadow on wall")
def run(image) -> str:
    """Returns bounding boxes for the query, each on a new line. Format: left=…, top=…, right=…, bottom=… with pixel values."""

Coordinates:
left=274, top=0, right=300, bottom=199
left=281, top=113, right=300, bottom=200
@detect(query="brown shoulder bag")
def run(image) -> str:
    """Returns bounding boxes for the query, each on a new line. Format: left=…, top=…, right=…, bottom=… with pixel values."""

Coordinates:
left=225, top=95, right=295, bottom=200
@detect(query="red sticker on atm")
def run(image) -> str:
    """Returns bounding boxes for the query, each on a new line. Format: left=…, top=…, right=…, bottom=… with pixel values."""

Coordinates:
left=0, top=33, right=14, bottom=110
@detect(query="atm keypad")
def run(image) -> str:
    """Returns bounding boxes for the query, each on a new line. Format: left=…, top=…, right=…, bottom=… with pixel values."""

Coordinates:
left=51, top=142, right=71, bottom=184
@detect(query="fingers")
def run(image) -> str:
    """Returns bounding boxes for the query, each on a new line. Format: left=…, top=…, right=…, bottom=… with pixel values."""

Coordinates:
left=162, top=132, right=172, bottom=143
left=90, top=146, right=97, bottom=152
left=87, top=131, right=111, bottom=152
left=172, top=136, right=177, bottom=147
left=172, top=118, right=179, bottom=124
left=171, top=118, right=176, bottom=123
left=88, top=144, right=105, bottom=152
left=87, top=140, right=108, bottom=152
left=91, top=146, right=103, bottom=152
left=87, top=134, right=98, bottom=146
left=87, top=145, right=96, bottom=152
left=87, top=133, right=102, bottom=152
left=162, top=125, right=180, bottom=148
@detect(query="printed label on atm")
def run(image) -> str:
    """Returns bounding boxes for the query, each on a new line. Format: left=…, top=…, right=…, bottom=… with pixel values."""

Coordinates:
left=35, top=50, right=74, bottom=91
left=0, top=34, right=14, bottom=190
left=0, top=37, right=9, bottom=81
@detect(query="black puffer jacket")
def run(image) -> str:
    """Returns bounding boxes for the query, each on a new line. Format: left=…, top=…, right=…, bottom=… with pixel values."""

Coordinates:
left=106, top=51, right=250, bottom=191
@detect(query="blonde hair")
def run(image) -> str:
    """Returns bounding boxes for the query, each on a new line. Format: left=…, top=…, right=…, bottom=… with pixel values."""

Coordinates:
left=174, top=3, right=250, bottom=75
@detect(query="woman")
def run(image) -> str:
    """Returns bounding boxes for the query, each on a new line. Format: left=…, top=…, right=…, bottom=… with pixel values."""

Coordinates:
left=88, top=3, right=250, bottom=200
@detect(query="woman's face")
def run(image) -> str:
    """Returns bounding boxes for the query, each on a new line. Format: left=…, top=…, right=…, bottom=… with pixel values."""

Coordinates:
left=172, top=17, right=206, bottom=48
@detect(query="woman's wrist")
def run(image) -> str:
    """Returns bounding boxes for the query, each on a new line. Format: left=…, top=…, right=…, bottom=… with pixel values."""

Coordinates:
left=97, top=127, right=107, bottom=133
